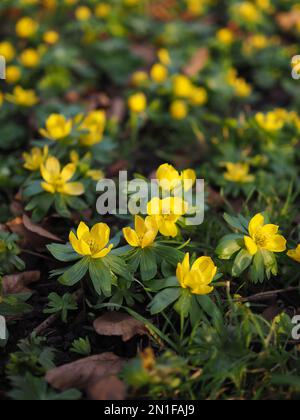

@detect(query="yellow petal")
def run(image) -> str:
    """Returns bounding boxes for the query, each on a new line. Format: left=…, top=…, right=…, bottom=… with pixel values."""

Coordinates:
left=91, top=223, right=110, bottom=249
left=69, top=231, right=91, bottom=256
left=77, top=222, right=90, bottom=240
left=261, top=224, right=279, bottom=236
left=158, top=220, right=178, bottom=237
left=135, top=215, right=146, bottom=237
left=92, top=244, right=113, bottom=259
left=123, top=227, right=140, bottom=247
left=41, top=181, right=55, bottom=194
left=145, top=215, right=158, bottom=233
left=244, top=236, right=258, bottom=255
left=147, top=197, right=161, bottom=215
left=45, top=156, right=61, bottom=177
left=181, top=169, right=196, bottom=191
left=176, top=253, right=190, bottom=287
left=265, top=235, right=287, bottom=253
left=141, top=229, right=157, bottom=248
left=249, top=213, right=264, bottom=238
left=62, top=182, right=84, bottom=196
left=61, top=163, right=76, bottom=182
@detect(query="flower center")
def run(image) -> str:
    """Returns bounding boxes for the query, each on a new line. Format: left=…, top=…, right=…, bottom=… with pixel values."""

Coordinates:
left=254, top=232, right=267, bottom=248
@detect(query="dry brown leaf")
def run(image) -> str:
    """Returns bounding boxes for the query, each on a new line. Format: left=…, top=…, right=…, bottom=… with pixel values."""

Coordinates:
left=2, top=271, right=41, bottom=295
left=87, top=376, right=126, bottom=400
left=7, top=215, right=62, bottom=248
left=93, top=312, right=148, bottom=342
left=276, top=11, right=300, bottom=31
left=46, top=353, right=125, bottom=400
left=183, top=48, right=209, bottom=77
left=109, top=97, right=126, bottom=123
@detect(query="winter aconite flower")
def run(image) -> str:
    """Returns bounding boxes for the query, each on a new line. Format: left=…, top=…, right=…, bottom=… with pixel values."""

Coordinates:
left=255, top=112, right=284, bottom=132
left=244, top=213, right=287, bottom=256
left=69, top=222, right=113, bottom=258
left=0, top=42, right=16, bottom=62
left=78, top=110, right=106, bottom=146
left=150, top=63, right=168, bottom=83
left=176, top=253, right=217, bottom=295
left=156, top=163, right=196, bottom=192
left=224, top=163, right=254, bottom=183
left=6, top=86, right=39, bottom=107
left=147, top=197, right=188, bottom=238
left=23, top=146, right=48, bottom=171
left=123, top=215, right=158, bottom=249
left=19, top=48, right=40, bottom=68
left=40, top=114, right=73, bottom=141
left=41, top=156, right=84, bottom=196
left=170, top=100, right=188, bottom=120
left=16, top=17, right=39, bottom=38
left=128, top=93, right=147, bottom=113
left=287, top=245, right=300, bottom=263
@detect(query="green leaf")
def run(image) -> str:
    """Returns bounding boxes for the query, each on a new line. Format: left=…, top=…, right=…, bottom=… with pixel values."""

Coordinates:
left=147, top=276, right=179, bottom=292
left=47, top=243, right=80, bottom=262
left=140, top=248, right=157, bottom=281
left=216, top=234, right=243, bottom=260
left=104, top=254, right=132, bottom=282
left=224, top=213, right=248, bottom=234
left=174, top=289, right=192, bottom=318
left=250, top=250, right=265, bottom=283
left=148, top=287, right=181, bottom=315
left=232, top=249, right=253, bottom=277
left=154, top=244, right=184, bottom=266
left=59, top=257, right=89, bottom=286
left=89, top=258, right=112, bottom=296
left=55, top=195, right=71, bottom=218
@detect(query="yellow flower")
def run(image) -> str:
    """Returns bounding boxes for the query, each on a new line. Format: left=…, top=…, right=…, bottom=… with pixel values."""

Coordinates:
left=244, top=213, right=287, bottom=256
left=6, top=86, right=39, bottom=107
left=156, top=163, right=196, bottom=192
left=19, top=49, right=40, bottom=68
left=147, top=197, right=188, bottom=238
left=189, top=87, right=208, bottom=106
left=227, top=69, right=252, bottom=97
left=23, top=146, right=48, bottom=171
left=6, top=66, right=21, bottom=84
left=176, top=253, right=217, bottom=295
left=287, top=245, right=300, bottom=263
left=217, top=28, right=234, bottom=45
left=224, top=163, right=254, bottom=183
left=170, top=100, right=188, bottom=120
left=255, top=0, right=272, bottom=12
left=237, top=2, right=260, bottom=22
left=75, top=6, right=92, bottom=21
left=95, top=3, right=111, bottom=18
left=172, top=75, right=193, bottom=98
left=79, top=110, right=106, bottom=146
left=40, top=114, right=73, bottom=141
left=69, top=222, right=113, bottom=259
left=158, top=48, right=171, bottom=66
left=131, top=71, right=148, bottom=86
left=0, top=92, right=4, bottom=107
left=41, top=156, right=84, bottom=196
left=186, top=0, right=205, bottom=16
left=255, top=112, right=284, bottom=132
left=150, top=63, right=168, bottom=83
left=43, top=30, right=60, bottom=44
left=87, top=169, right=104, bottom=181
left=0, top=42, right=16, bottom=62
left=16, top=17, right=39, bottom=38
left=128, top=92, right=147, bottom=113
left=123, top=215, right=158, bottom=249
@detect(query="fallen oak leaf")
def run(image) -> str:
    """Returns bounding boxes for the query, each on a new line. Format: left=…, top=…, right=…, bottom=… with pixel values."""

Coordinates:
left=183, top=47, right=209, bottom=77
left=22, top=215, right=62, bottom=242
left=87, top=375, right=126, bottom=401
left=2, top=271, right=41, bottom=295
left=46, top=353, right=126, bottom=400
left=93, top=312, right=148, bottom=342
left=276, top=11, right=300, bottom=31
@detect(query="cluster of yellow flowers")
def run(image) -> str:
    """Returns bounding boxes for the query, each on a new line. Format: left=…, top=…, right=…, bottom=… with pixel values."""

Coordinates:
left=39, top=111, right=106, bottom=146
left=224, top=162, right=254, bottom=184
left=227, top=68, right=252, bottom=98
left=255, top=109, right=300, bottom=132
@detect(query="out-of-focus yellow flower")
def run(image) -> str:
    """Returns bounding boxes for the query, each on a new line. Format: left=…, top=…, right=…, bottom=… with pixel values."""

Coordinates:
left=128, top=92, right=147, bottom=113
left=124, top=0, right=139, bottom=6
left=177, top=253, right=217, bottom=295
left=250, top=34, right=268, bottom=49
left=6, top=66, right=21, bottom=84
left=255, top=111, right=285, bottom=132
left=16, top=17, right=39, bottom=38
left=216, top=28, right=234, bottom=45
left=287, top=245, right=300, bottom=263
left=141, top=348, right=156, bottom=371
left=123, top=215, right=158, bottom=249
left=224, top=163, right=255, bottom=183
left=172, top=75, right=193, bottom=98
left=156, top=163, right=196, bottom=192
left=255, top=0, right=272, bottom=12
left=0, top=92, right=4, bottom=107
left=70, top=222, right=113, bottom=258
left=244, top=213, right=287, bottom=256
left=95, top=3, right=111, bottom=18
left=40, top=114, right=73, bottom=141
left=227, top=69, right=252, bottom=97
left=150, top=63, right=168, bottom=83
left=0, top=42, right=16, bottom=62
left=23, top=146, right=49, bottom=171
left=189, top=87, right=208, bottom=106
left=186, top=0, right=205, bottom=16
left=75, top=6, right=92, bottom=21
left=87, top=169, right=104, bottom=181
left=170, top=100, right=188, bottom=120
left=236, top=2, right=261, bottom=22
left=43, top=0, right=57, bottom=10
left=41, top=156, right=84, bottom=196
left=70, top=151, right=104, bottom=181
left=6, top=86, right=39, bottom=107
left=147, top=197, right=188, bottom=238
left=43, top=30, right=60, bottom=45
left=79, top=110, right=106, bottom=146
left=19, top=49, right=40, bottom=68
left=131, top=71, right=148, bottom=86
left=158, top=48, right=171, bottom=66
left=64, top=0, right=79, bottom=4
